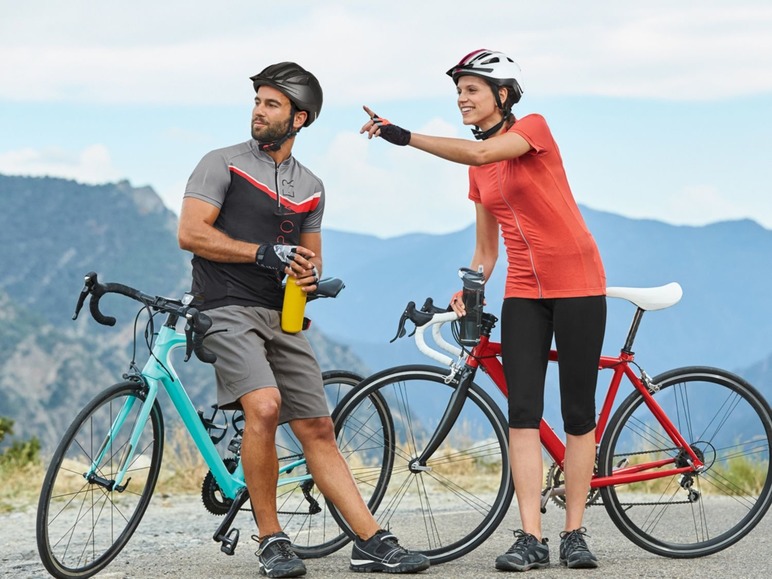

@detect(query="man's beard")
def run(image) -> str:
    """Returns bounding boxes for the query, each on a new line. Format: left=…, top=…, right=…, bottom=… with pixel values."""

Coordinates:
left=252, top=116, right=291, bottom=143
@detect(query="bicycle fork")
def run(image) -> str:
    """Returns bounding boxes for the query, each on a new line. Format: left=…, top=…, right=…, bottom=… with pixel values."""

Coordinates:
left=409, top=368, right=475, bottom=471
left=86, top=378, right=159, bottom=492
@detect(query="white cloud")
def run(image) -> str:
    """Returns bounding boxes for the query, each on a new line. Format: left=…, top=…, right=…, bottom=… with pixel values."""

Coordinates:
left=1, top=1, right=770, bottom=105
left=0, top=144, right=122, bottom=184
left=298, top=118, right=471, bottom=237
left=1, top=1, right=770, bottom=237
left=660, top=185, right=755, bottom=226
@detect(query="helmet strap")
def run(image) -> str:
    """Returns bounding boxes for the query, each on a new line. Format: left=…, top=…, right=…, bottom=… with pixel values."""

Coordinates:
left=471, top=82, right=514, bottom=140
left=471, top=118, right=506, bottom=141
left=258, top=104, right=300, bottom=152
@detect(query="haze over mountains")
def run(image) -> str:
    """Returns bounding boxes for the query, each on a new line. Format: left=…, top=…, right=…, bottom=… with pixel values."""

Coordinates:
left=0, top=174, right=769, bottom=448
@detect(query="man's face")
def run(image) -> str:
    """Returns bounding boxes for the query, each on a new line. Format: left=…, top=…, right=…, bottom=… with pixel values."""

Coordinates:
left=251, top=85, right=293, bottom=142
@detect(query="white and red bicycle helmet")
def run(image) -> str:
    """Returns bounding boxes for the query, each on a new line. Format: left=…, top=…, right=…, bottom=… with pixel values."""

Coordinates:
left=446, top=49, right=524, bottom=103
left=446, top=49, right=524, bottom=139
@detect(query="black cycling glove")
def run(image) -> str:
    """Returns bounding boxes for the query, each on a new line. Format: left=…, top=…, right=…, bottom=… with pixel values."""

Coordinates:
left=256, top=244, right=298, bottom=270
left=371, top=113, right=411, bottom=146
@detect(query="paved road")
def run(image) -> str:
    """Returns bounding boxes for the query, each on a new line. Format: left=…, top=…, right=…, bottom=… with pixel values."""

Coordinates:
left=5, top=495, right=772, bottom=578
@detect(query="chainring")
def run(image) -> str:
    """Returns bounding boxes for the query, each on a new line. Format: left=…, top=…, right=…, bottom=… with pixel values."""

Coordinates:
left=545, top=462, right=601, bottom=509
left=202, top=457, right=238, bottom=515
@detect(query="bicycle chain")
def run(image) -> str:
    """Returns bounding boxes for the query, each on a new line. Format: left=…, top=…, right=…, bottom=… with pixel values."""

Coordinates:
left=202, top=453, right=318, bottom=515
left=587, top=446, right=698, bottom=507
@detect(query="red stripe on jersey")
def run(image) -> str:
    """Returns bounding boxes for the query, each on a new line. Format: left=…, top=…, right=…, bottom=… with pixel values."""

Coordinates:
left=229, top=165, right=321, bottom=213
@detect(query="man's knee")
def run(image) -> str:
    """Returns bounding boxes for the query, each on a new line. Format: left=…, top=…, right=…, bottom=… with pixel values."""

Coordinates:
left=241, top=388, right=281, bottom=426
left=293, top=416, right=335, bottom=445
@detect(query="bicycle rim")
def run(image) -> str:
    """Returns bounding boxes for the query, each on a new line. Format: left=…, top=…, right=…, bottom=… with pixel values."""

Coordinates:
left=599, top=366, right=772, bottom=557
left=331, top=365, right=513, bottom=564
left=36, top=380, right=164, bottom=578
left=275, top=370, right=384, bottom=558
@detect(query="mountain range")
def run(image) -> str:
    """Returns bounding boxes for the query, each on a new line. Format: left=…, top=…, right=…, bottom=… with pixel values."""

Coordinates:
left=0, top=174, right=769, bottom=449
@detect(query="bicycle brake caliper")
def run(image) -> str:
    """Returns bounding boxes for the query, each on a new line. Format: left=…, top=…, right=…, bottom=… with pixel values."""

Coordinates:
left=444, top=362, right=463, bottom=384
left=641, top=369, right=659, bottom=393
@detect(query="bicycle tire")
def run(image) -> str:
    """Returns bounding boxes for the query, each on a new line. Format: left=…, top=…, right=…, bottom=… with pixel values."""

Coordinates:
left=329, top=364, right=514, bottom=564
left=599, top=366, right=772, bottom=558
left=275, top=370, right=393, bottom=559
left=36, top=379, right=164, bottom=578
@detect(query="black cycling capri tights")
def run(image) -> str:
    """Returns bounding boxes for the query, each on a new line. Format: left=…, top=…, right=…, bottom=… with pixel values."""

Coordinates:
left=501, top=295, right=606, bottom=435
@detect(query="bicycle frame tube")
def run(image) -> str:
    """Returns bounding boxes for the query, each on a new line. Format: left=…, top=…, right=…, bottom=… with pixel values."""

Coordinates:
left=113, top=323, right=311, bottom=498
left=470, top=341, right=705, bottom=486
left=150, top=323, right=249, bottom=498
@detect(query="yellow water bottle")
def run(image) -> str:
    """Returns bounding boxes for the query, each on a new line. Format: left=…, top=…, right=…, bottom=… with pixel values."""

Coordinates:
left=281, top=277, right=307, bottom=333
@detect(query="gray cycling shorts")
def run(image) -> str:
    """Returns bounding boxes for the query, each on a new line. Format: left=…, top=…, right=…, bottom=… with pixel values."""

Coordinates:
left=203, top=304, right=328, bottom=424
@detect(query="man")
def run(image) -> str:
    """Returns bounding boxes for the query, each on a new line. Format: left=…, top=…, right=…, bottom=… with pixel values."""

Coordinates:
left=178, top=62, right=430, bottom=578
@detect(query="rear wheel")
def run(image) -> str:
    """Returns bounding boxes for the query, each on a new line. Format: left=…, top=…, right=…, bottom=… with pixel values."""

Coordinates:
left=275, top=370, right=393, bottom=558
left=599, top=366, right=772, bottom=557
left=36, top=380, right=164, bottom=578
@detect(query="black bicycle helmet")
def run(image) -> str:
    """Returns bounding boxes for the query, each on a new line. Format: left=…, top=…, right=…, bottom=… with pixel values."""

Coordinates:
left=250, top=62, right=323, bottom=127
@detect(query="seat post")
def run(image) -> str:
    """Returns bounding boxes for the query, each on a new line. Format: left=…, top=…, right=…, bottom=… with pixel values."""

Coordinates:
left=621, top=307, right=645, bottom=355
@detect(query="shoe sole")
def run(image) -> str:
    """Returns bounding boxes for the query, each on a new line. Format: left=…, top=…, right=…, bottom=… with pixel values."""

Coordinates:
left=349, top=560, right=431, bottom=573
left=259, top=564, right=307, bottom=578
left=560, top=558, right=599, bottom=569
left=495, top=559, right=550, bottom=572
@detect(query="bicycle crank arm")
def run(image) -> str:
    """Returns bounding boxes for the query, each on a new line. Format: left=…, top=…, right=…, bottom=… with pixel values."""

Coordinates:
left=213, top=487, right=248, bottom=555
left=539, top=485, right=565, bottom=513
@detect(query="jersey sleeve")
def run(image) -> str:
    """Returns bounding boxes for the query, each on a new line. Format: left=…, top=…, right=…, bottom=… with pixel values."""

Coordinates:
left=300, top=185, right=325, bottom=233
left=183, top=149, right=232, bottom=208
left=509, top=114, right=553, bottom=155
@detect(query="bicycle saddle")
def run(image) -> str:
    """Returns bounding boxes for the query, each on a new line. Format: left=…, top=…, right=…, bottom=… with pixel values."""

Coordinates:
left=606, top=282, right=683, bottom=311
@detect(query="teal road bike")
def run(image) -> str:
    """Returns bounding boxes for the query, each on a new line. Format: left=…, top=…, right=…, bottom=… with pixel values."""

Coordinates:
left=36, top=272, right=392, bottom=579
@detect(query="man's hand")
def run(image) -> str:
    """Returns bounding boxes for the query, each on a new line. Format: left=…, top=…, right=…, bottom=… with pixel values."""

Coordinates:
left=360, top=106, right=411, bottom=146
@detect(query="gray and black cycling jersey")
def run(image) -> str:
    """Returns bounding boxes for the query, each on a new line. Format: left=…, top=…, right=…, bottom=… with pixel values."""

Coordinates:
left=184, top=139, right=325, bottom=311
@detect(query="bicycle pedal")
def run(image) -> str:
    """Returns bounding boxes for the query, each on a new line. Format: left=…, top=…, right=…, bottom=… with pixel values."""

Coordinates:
left=219, top=528, right=240, bottom=555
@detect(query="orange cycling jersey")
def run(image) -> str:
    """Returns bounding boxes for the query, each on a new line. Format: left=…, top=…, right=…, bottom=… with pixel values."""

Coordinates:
left=468, top=114, right=606, bottom=299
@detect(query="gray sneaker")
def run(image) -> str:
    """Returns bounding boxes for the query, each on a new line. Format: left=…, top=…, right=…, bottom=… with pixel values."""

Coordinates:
left=350, top=529, right=430, bottom=573
left=495, top=530, right=550, bottom=572
left=255, top=532, right=306, bottom=578
left=559, top=527, right=599, bottom=569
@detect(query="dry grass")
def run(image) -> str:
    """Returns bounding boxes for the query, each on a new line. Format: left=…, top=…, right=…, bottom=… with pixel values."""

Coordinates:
left=0, top=462, right=45, bottom=513
left=153, top=426, right=211, bottom=495
left=619, top=453, right=769, bottom=496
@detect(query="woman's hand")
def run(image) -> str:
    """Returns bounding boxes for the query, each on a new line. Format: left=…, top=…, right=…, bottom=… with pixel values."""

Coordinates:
left=449, top=290, right=466, bottom=317
left=360, top=105, right=381, bottom=139
left=360, top=106, right=411, bottom=146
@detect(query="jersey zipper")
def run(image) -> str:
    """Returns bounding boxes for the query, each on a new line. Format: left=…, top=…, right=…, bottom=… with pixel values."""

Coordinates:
left=274, top=161, right=281, bottom=213
left=496, top=163, right=543, bottom=298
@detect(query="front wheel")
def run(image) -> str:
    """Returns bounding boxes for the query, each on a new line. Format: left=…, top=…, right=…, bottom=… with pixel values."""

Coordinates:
left=599, top=366, right=772, bottom=558
left=36, top=380, right=164, bottom=578
left=330, top=365, right=514, bottom=564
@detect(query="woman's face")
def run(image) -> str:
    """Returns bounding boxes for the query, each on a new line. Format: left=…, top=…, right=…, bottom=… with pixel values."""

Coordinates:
left=456, top=75, right=502, bottom=129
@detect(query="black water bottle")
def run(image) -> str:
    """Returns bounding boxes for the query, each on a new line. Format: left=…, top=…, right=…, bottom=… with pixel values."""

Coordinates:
left=458, top=266, right=485, bottom=346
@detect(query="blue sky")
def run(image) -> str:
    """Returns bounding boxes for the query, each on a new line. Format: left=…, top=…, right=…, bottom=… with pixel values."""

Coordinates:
left=1, top=1, right=770, bottom=238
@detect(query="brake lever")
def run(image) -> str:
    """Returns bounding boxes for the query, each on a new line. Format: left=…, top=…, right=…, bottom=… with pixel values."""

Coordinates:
left=389, top=301, right=416, bottom=343
left=72, top=271, right=97, bottom=320
left=184, top=315, right=195, bottom=362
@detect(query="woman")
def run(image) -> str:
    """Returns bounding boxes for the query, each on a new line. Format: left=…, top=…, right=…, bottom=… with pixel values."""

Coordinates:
left=361, top=49, right=606, bottom=571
